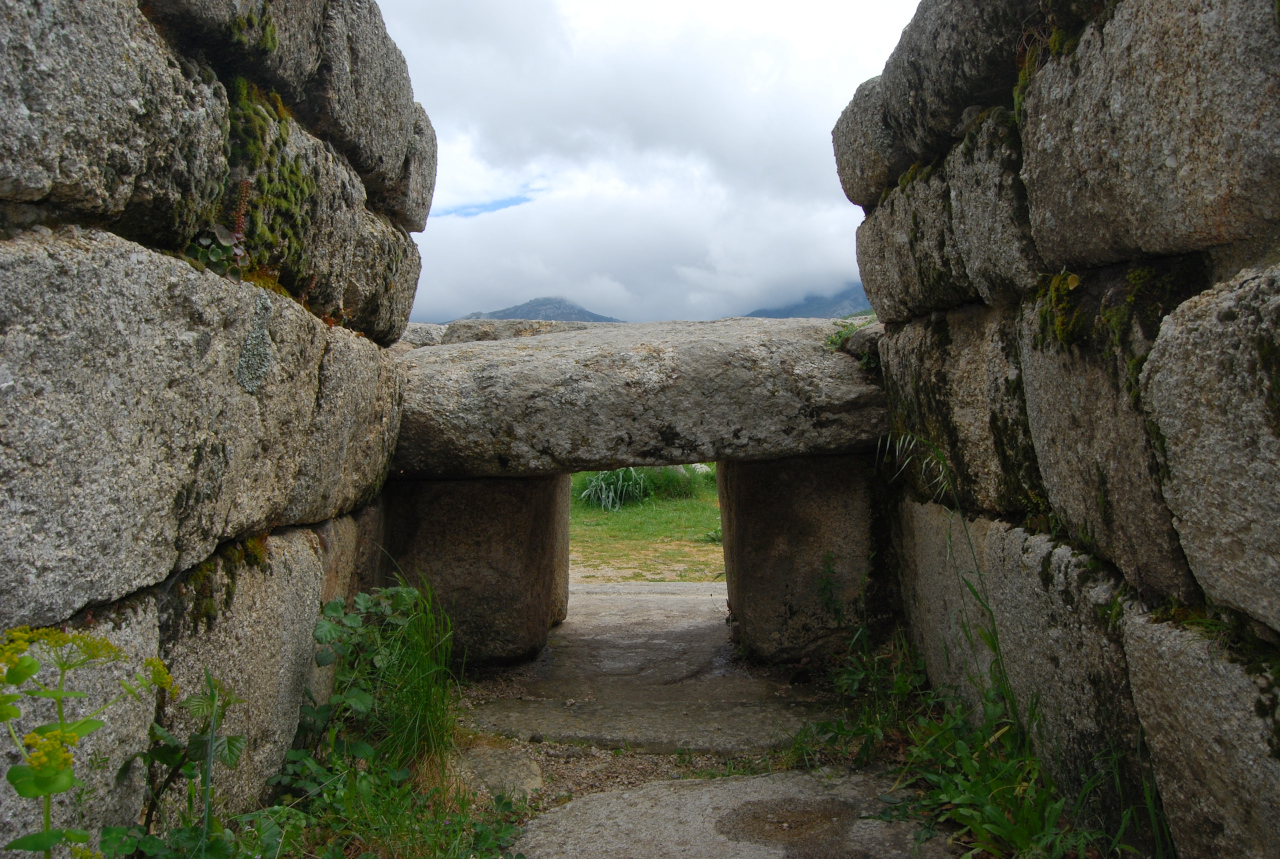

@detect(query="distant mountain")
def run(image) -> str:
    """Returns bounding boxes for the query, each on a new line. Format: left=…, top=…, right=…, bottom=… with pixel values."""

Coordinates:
left=457, top=297, right=624, bottom=323
left=746, top=283, right=870, bottom=319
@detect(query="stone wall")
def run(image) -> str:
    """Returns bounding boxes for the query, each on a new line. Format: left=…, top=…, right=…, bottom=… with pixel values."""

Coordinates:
left=0, top=0, right=430, bottom=843
left=834, top=1, right=1280, bottom=855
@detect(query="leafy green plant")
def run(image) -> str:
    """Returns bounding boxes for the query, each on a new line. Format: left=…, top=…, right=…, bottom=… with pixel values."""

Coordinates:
left=309, top=586, right=455, bottom=769
left=786, top=628, right=932, bottom=770
left=577, top=468, right=651, bottom=512
left=824, top=311, right=877, bottom=351
left=185, top=225, right=248, bottom=281
left=113, top=671, right=247, bottom=846
left=0, top=627, right=179, bottom=859
left=272, top=584, right=526, bottom=859
left=577, top=465, right=717, bottom=513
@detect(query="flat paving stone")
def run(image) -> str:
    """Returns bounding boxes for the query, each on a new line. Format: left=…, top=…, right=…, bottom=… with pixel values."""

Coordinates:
left=516, top=770, right=960, bottom=858
left=458, top=745, right=543, bottom=798
left=463, top=583, right=828, bottom=754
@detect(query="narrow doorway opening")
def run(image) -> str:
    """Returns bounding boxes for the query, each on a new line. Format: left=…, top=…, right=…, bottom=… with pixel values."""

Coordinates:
left=569, top=464, right=724, bottom=586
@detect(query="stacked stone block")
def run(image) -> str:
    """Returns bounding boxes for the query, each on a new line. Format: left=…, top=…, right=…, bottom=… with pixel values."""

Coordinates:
left=0, top=0, right=431, bottom=839
left=834, top=0, right=1280, bottom=854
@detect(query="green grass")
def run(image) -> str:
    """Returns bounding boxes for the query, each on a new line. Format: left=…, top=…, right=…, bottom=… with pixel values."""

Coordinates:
left=570, top=467, right=725, bottom=581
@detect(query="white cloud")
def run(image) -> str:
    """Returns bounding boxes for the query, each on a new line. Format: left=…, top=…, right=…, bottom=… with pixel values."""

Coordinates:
left=379, top=0, right=919, bottom=322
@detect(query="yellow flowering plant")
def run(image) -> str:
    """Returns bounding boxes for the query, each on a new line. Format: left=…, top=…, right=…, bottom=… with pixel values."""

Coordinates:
left=1, top=626, right=177, bottom=859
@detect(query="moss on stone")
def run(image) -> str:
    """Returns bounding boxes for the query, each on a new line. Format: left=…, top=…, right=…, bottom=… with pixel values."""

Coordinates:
left=230, top=1, right=279, bottom=53
left=1035, top=272, right=1091, bottom=349
left=243, top=536, right=268, bottom=568
left=185, top=556, right=220, bottom=630
left=223, top=75, right=316, bottom=293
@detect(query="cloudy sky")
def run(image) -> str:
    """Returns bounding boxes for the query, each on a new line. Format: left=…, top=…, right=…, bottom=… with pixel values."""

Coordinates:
left=379, top=0, right=919, bottom=323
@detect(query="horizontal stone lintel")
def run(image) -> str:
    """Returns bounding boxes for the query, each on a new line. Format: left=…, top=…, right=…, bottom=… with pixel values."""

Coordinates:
left=392, top=319, right=889, bottom=478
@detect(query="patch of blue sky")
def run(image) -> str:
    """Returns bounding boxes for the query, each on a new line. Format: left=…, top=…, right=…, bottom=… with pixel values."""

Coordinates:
left=436, top=195, right=533, bottom=218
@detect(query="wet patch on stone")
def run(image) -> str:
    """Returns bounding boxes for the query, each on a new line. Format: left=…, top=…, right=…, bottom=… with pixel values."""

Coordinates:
left=715, top=798, right=866, bottom=858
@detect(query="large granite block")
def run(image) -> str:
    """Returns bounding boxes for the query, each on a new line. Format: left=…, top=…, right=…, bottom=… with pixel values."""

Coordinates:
left=832, top=76, right=913, bottom=211
left=0, top=0, right=228, bottom=246
left=880, top=302, right=1046, bottom=517
left=1016, top=259, right=1207, bottom=602
left=896, top=500, right=1142, bottom=810
left=719, top=455, right=875, bottom=662
left=0, top=228, right=400, bottom=629
left=143, top=0, right=435, bottom=232
left=1142, top=263, right=1280, bottom=633
left=382, top=476, right=572, bottom=665
left=159, top=528, right=329, bottom=814
left=880, top=0, right=1038, bottom=161
left=1126, top=614, right=1280, bottom=859
left=393, top=319, right=888, bottom=478
left=1022, top=0, right=1280, bottom=269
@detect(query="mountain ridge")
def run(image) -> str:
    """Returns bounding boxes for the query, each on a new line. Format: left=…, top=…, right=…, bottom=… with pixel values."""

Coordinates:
left=745, top=283, right=869, bottom=319
left=457, top=297, right=624, bottom=323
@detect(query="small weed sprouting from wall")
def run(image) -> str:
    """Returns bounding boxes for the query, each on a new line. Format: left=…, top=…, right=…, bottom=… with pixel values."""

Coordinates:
left=824, top=310, right=877, bottom=353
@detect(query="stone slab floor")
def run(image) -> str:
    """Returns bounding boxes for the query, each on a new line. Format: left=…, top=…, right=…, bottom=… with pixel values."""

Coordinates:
left=459, top=580, right=957, bottom=857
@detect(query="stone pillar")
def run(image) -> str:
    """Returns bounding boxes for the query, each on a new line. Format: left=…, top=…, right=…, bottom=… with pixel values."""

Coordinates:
left=382, top=475, right=571, bottom=665
left=718, top=454, right=874, bottom=662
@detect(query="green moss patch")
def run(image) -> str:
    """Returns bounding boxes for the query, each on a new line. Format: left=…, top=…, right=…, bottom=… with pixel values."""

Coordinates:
left=224, top=76, right=316, bottom=293
left=1035, top=257, right=1209, bottom=404
left=230, top=0, right=279, bottom=53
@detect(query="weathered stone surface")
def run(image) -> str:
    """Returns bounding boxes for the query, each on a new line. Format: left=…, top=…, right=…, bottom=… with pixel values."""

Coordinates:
left=516, top=771, right=959, bottom=859
left=946, top=110, right=1043, bottom=304
left=1142, top=264, right=1280, bottom=632
left=0, top=600, right=159, bottom=858
left=401, top=322, right=448, bottom=348
left=441, top=319, right=614, bottom=345
left=880, top=0, right=1037, bottom=161
left=283, top=331, right=403, bottom=523
left=380, top=101, right=437, bottom=234
left=221, top=95, right=418, bottom=345
left=347, top=497, right=389, bottom=593
left=0, top=0, right=228, bottom=246
left=0, top=228, right=400, bottom=630
left=1022, top=0, right=1280, bottom=270
left=308, top=0, right=428, bottom=230
left=1125, top=613, right=1280, bottom=859
left=160, top=528, right=328, bottom=814
left=857, top=110, right=1043, bottom=322
left=382, top=476, right=572, bottom=665
left=145, top=0, right=328, bottom=106
left=835, top=320, right=884, bottom=363
left=856, top=162, right=979, bottom=323
left=310, top=506, right=381, bottom=607
left=460, top=746, right=544, bottom=799
left=335, top=213, right=420, bottom=345
left=832, top=76, right=913, bottom=210
left=1017, top=262, right=1204, bottom=602
left=719, top=455, right=874, bottom=662
left=144, top=0, right=436, bottom=233
left=896, top=500, right=1142, bottom=807
left=881, top=304, right=1045, bottom=516
left=393, top=319, right=888, bottom=479
left=467, top=582, right=826, bottom=754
